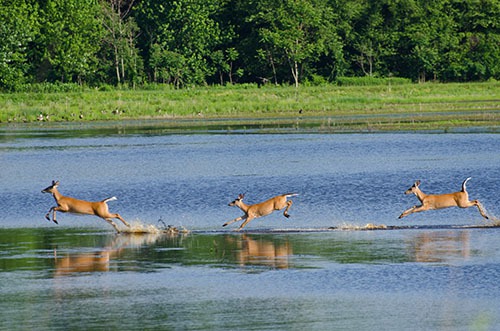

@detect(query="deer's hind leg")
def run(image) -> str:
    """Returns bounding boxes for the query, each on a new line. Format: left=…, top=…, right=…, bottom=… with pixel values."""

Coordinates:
left=112, top=213, right=130, bottom=227
left=104, top=218, right=121, bottom=232
left=283, top=200, right=293, bottom=218
left=461, top=200, right=489, bottom=219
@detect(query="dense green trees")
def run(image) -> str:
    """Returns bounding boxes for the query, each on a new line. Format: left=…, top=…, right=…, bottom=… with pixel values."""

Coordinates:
left=0, top=0, right=38, bottom=90
left=37, top=0, right=103, bottom=83
left=0, top=0, right=499, bottom=90
left=134, top=0, right=225, bottom=86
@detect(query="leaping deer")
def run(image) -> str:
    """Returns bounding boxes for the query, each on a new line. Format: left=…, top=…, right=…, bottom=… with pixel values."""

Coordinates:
left=42, top=180, right=131, bottom=232
left=399, top=177, right=489, bottom=220
left=223, top=193, right=298, bottom=231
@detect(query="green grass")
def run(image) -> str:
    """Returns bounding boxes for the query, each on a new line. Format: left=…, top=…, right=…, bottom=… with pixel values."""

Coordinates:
left=1, top=81, right=499, bottom=132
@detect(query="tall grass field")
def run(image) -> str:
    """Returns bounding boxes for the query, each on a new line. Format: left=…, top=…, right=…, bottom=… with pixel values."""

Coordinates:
left=1, top=81, right=499, bottom=132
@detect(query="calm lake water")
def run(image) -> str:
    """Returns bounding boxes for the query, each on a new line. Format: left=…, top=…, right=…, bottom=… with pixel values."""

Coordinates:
left=1, top=128, right=499, bottom=330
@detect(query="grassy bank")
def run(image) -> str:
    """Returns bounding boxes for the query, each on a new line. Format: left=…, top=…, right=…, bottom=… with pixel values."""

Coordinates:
left=1, top=81, right=499, bottom=132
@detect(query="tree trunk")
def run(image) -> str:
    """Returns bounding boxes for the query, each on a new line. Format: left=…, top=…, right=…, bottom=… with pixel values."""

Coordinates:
left=292, top=60, right=299, bottom=88
left=114, top=44, right=120, bottom=84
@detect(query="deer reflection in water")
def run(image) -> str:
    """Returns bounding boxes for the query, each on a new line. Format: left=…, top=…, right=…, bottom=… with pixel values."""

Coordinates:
left=231, top=234, right=293, bottom=269
left=53, top=233, right=162, bottom=276
left=410, top=231, right=471, bottom=263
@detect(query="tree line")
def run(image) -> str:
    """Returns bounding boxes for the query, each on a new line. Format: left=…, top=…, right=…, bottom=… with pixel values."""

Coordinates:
left=1, top=0, right=499, bottom=91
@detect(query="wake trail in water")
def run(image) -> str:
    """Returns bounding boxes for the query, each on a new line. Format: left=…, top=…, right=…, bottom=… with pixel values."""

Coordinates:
left=120, top=219, right=500, bottom=235
left=206, top=222, right=500, bottom=234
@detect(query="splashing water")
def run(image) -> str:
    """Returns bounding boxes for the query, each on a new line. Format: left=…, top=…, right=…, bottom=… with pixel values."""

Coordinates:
left=121, top=219, right=191, bottom=235
left=489, top=216, right=500, bottom=226
left=334, top=222, right=388, bottom=231
left=122, top=220, right=162, bottom=234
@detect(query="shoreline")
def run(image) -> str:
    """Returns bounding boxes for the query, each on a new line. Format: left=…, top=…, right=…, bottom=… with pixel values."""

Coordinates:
left=1, top=112, right=499, bottom=137
left=1, top=82, right=499, bottom=135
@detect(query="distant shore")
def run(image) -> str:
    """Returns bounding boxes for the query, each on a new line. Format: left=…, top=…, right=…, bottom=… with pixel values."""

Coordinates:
left=1, top=82, right=499, bottom=133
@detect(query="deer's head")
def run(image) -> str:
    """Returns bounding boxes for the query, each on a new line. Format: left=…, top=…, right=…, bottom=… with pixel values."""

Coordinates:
left=404, top=180, right=421, bottom=195
left=229, top=193, right=245, bottom=206
left=42, top=180, right=60, bottom=194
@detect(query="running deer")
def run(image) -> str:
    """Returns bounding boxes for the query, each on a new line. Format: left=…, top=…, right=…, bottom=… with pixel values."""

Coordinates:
left=42, top=180, right=130, bottom=232
left=223, top=193, right=298, bottom=231
left=398, top=177, right=489, bottom=220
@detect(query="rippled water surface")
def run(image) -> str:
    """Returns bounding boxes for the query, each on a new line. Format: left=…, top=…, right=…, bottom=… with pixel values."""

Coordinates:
left=1, top=131, right=499, bottom=330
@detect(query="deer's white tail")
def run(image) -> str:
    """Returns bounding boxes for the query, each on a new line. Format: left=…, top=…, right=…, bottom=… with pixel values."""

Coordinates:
left=462, top=177, right=471, bottom=192
left=103, top=196, right=118, bottom=203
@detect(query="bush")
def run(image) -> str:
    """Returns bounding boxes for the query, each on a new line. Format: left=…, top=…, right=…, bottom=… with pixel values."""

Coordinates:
left=303, top=74, right=329, bottom=86
left=336, top=76, right=411, bottom=86
left=10, top=82, right=87, bottom=93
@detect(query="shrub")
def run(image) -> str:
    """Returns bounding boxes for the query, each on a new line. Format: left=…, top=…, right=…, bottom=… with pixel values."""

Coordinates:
left=336, top=76, right=411, bottom=86
left=10, top=82, right=87, bottom=93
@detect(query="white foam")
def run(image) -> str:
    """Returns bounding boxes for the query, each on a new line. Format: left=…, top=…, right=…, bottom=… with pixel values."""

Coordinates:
left=121, top=219, right=191, bottom=235
left=336, top=222, right=388, bottom=231
left=122, top=220, right=162, bottom=234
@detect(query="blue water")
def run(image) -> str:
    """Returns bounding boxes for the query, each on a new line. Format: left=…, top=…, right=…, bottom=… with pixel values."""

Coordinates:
left=1, top=132, right=499, bottom=330
left=1, top=133, right=499, bottom=229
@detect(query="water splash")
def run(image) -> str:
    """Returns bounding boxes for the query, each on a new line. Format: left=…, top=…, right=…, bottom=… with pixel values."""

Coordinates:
left=121, top=219, right=191, bottom=235
left=122, top=220, right=162, bottom=234
left=335, top=222, right=388, bottom=231
left=487, top=216, right=500, bottom=226
left=156, top=217, right=190, bottom=235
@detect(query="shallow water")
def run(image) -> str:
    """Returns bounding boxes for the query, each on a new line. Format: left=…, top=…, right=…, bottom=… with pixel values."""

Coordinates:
left=1, top=133, right=499, bottom=229
left=1, top=131, right=499, bottom=330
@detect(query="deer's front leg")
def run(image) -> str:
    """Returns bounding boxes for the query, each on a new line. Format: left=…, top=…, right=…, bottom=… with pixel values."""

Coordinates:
left=399, top=205, right=424, bottom=219
left=52, top=205, right=72, bottom=224
left=237, top=215, right=254, bottom=231
left=45, top=207, right=54, bottom=221
left=223, top=215, right=244, bottom=227
left=52, top=207, right=62, bottom=224
left=45, top=207, right=59, bottom=224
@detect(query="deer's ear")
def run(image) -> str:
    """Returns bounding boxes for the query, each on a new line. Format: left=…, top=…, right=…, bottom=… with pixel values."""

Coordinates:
left=238, top=193, right=245, bottom=200
left=415, top=180, right=421, bottom=187
left=53, top=180, right=60, bottom=186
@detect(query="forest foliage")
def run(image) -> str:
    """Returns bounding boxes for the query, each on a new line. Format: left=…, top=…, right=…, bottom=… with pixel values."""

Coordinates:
left=1, top=0, right=499, bottom=91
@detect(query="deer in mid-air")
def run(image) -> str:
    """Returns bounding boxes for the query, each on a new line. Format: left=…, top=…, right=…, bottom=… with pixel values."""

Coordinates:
left=223, top=193, right=298, bottom=231
left=399, top=177, right=489, bottom=220
left=42, top=180, right=130, bottom=232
